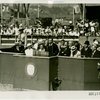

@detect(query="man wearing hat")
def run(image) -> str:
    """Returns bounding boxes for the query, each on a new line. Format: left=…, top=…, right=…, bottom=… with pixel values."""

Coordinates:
left=81, top=41, right=92, bottom=57
left=48, top=39, right=59, bottom=56
left=91, top=40, right=100, bottom=58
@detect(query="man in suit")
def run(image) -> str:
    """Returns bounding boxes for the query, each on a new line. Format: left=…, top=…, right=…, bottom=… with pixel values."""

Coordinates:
left=81, top=41, right=92, bottom=57
left=91, top=41, right=100, bottom=58
left=48, top=39, right=59, bottom=56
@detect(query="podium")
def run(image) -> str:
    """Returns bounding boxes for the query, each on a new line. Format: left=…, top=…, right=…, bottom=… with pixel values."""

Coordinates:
left=13, top=55, right=58, bottom=90
left=0, top=53, right=58, bottom=90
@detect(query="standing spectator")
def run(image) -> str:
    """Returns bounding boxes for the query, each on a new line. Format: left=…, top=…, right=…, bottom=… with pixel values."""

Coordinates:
left=44, top=39, right=49, bottom=52
left=81, top=41, right=92, bottom=57
left=59, top=40, right=66, bottom=56
left=84, top=20, right=89, bottom=35
left=95, top=20, right=99, bottom=33
left=17, top=28, right=25, bottom=44
left=48, top=39, right=59, bottom=56
left=91, top=40, right=100, bottom=58
left=59, top=40, right=70, bottom=56
left=89, top=20, right=96, bottom=36
left=14, top=25, right=19, bottom=36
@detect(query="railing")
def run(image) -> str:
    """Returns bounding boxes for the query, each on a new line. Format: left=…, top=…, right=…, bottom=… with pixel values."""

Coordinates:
left=0, top=34, right=79, bottom=46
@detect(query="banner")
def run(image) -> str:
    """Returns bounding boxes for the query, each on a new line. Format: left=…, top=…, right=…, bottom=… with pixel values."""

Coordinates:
left=73, top=5, right=80, bottom=14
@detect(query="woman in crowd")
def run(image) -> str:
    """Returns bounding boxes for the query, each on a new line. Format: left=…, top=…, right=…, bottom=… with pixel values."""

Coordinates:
left=70, top=45, right=81, bottom=58
left=38, top=43, right=45, bottom=52
left=25, top=43, right=34, bottom=56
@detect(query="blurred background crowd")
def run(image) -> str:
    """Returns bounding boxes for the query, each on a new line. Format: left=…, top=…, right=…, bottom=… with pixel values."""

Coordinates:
left=0, top=18, right=100, bottom=37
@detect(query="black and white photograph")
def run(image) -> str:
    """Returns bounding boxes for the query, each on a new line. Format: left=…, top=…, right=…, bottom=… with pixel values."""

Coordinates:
left=0, top=0, right=100, bottom=99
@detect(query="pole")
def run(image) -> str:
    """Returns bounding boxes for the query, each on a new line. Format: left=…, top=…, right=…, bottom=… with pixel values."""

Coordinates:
left=1, top=4, right=3, bottom=23
left=83, top=4, right=85, bottom=24
left=17, top=4, right=20, bottom=22
left=82, top=4, right=85, bottom=35
left=73, top=7, right=75, bottom=26
left=25, top=31, right=27, bottom=47
left=37, top=4, right=40, bottom=18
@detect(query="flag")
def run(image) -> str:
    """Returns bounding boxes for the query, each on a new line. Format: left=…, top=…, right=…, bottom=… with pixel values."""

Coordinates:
left=2, top=4, right=9, bottom=12
left=2, top=5, right=6, bottom=12
left=73, top=5, right=80, bottom=14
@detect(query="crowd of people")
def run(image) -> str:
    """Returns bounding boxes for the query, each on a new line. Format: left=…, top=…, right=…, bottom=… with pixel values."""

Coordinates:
left=1, top=38, right=100, bottom=58
left=0, top=18, right=100, bottom=58
left=25, top=38, right=100, bottom=58
left=0, top=21, right=79, bottom=37
left=0, top=18, right=100, bottom=38
left=76, top=19, right=100, bottom=36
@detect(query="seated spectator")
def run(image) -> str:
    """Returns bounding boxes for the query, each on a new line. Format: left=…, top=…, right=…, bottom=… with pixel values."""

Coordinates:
left=0, top=40, right=24, bottom=53
left=84, top=20, right=89, bottom=34
left=92, top=39, right=99, bottom=46
left=68, top=29, right=73, bottom=36
left=70, top=45, right=81, bottom=58
left=91, top=41, right=100, bottom=58
left=32, top=40, right=39, bottom=50
left=73, top=29, right=79, bottom=36
left=11, top=40, right=25, bottom=53
left=74, top=41, right=80, bottom=51
left=59, top=40, right=70, bottom=56
left=68, top=21, right=74, bottom=31
left=38, top=43, right=45, bottom=52
left=25, top=43, right=33, bottom=56
left=81, top=41, right=92, bottom=57
left=8, top=25, right=15, bottom=35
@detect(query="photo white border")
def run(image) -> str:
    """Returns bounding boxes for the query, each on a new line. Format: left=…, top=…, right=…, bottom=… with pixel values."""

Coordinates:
left=0, top=0, right=100, bottom=3
left=0, top=0, right=100, bottom=100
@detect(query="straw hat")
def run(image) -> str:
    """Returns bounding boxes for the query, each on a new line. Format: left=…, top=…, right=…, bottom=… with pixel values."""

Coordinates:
left=27, top=43, right=32, bottom=47
left=71, top=46, right=77, bottom=51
